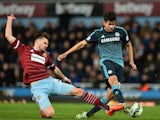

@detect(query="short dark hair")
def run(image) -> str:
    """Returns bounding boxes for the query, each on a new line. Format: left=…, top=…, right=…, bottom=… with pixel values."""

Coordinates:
left=103, top=12, right=116, bottom=22
left=34, top=32, right=51, bottom=41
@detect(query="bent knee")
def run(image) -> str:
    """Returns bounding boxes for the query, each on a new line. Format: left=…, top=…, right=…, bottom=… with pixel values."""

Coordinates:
left=108, top=75, right=119, bottom=86
left=108, top=75, right=117, bottom=82
left=45, top=111, right=55, bottom=118
left=43, top=107, right=55, bottom=118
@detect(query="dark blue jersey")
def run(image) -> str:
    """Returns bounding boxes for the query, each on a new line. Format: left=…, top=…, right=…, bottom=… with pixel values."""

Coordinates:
left=85, top=26, right=129, bottom=67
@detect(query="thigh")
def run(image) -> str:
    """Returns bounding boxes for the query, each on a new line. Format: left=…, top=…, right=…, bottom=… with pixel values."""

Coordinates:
left=31, top=81, right=51, bottom=110
left=37, top=95, right=51, bottom=111
left=100, top=60, right=116, bottom=79
left=50, top=78, right=75, bottom=95
left=115, top=63, right=123, bottom=82
left=100, top=60, right=117, bottom=88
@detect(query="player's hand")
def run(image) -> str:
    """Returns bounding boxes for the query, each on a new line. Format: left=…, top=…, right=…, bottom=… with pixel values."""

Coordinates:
left=57, top=53, right=67, bottom=61
left=7, top=13, right=16, bottom=20
left=129, top=63, right=137, bottom=71
left=63, top=76, right=72, bottom=84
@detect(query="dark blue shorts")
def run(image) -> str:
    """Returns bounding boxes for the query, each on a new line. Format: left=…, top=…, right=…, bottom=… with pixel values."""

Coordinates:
left=100, top=60, right=123, bottom=88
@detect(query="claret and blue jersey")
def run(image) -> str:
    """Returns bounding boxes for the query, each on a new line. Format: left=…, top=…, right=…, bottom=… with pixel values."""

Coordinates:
left=85, top=26, right=130, bottom=68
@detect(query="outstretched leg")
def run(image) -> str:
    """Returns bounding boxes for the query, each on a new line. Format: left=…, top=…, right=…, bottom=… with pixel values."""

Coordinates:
left=70, top=87, right=109, bottom=111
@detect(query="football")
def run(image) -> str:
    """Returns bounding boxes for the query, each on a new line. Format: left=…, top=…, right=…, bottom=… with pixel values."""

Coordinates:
left=128, top=102, right=143, bottom=117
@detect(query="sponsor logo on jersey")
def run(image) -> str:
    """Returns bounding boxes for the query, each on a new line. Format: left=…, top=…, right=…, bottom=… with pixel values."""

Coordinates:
left=37, top=95, right=41, bottom=100
left=101, top=35, right=105, bottom=38
left=108, top=70, right=113, bottom=74
left=31, top=53, right=45, bottom=64
left=86, top=36, right=91, bottom=41
left=115, top=32, right=120, bottom=37
left=101, top=37, right=120, bottom=43
left=126, top=36, right=129, bottom=41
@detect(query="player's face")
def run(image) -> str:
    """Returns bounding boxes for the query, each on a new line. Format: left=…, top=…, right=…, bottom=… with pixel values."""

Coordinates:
left=103, top=20, right=115, bottom=32
left=38, top=37, right=49, bottom=52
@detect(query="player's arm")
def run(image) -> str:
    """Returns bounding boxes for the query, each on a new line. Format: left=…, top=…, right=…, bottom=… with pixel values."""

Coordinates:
left=125, top=41, right=137, bottom=70
left=53, top=66, right=72, bottom=84
left=57, top=40, right=88, bottom=61
left=5, top=13, right=16, bottom=44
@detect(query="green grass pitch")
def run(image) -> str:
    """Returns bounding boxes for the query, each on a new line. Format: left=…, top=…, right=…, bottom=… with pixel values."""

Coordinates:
left=0, top=102, right=160, bottom=120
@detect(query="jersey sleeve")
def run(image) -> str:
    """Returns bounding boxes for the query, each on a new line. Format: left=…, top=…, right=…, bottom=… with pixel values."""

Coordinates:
left=121, top=27, right=130, bottom=44
left=11, top=39, right=25, bottom=54
left=85, top=30, right=98, bottom=44
left=46, top=54, right=56, bottom=71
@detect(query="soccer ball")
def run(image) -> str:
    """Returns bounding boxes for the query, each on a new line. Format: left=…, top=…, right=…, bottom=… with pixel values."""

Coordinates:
left=128, top=102, right=143, bottom=117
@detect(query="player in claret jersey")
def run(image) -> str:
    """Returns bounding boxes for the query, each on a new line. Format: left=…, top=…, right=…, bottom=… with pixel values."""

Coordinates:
left=5, top=13, right=111, bottom=118
left=58, top=12, right=137, bottom=119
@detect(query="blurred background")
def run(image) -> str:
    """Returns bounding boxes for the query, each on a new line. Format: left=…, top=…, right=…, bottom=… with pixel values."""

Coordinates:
left=0, top=0, right=159, bottom=105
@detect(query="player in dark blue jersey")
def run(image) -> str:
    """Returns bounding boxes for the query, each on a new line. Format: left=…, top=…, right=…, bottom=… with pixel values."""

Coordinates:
left=58, top=12, right=137, bottom=118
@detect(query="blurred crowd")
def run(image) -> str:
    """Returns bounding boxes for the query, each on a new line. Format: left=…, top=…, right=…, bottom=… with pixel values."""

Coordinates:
left=0, top=16, right=159, bottom=88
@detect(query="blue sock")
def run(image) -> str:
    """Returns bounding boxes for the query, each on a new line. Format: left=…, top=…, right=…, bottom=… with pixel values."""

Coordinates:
left=100, top=97, right=108, bottom=104
left=112, top=85, right=124, bottom=103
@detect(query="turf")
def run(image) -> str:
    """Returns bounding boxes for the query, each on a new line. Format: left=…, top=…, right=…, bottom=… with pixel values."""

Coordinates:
left=0, top=102, right=160, bottom=120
